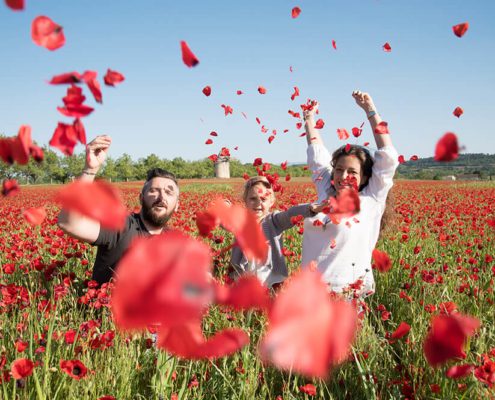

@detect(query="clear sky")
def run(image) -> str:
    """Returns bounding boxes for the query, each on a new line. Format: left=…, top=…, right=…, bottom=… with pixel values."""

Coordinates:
left=1, top=0, right=494, bottom=164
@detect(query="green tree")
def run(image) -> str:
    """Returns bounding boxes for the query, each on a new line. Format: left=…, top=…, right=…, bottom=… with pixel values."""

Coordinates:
left=115, top=153, right=135, bottom=181
left=101, top=156, right=119, bottom=181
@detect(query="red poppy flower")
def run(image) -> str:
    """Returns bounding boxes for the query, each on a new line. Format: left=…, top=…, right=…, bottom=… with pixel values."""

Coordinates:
left=23, top=206, right=46, bottom=226
left=180, top=41, right=199, bottom=67
left=260, top=268, right=357, bottom=378
left=157, top=320, right=249, bottom=359
left=98, top=397, right=116, bottom=400
left=214, top=276, right=271, bottom=311
left=31, top=16, right=65, bottom=51
left=382, top=42, right=392, bottom=52
left=434, top=132, right=459, bottom=162
left=103, top=69, right=125, bottom=86
left=11, top=358, right=34, bottom=379
left=299, top=384, right=317, bottom=396
left=398, top=155, right=405, bottom=164
left=202, top=86, right=211, bottom=96
left=219, top=147, right=230, bottom=157
left=453, top=106, right=463, bottom=118
left=372, top=248, right=392, bottom=273
left=452, top=22, right=469, bottom=38
left=82, top=71, right=102, bottom=103
left=258, top=86, right=267, bottom=95
left=474, top=357, right=495, bottom=387
left=291, top=6, right=301, bottom=19
left=55, top=180, right=127, bottom=230
left=111, top=232, right=213, bottom=330
left=391, top=322, right=410, bottom=340
left=2, top=179, right=19, bottom=196
left=337, top=128, right=349, bottom=140
left=5, top=0, right=24, bottom=10
left=208, top=154, right=218, bottom=163
left=332, top=40, right=337, bottom=50
left=446, top=364, right=474, bottom=379
left=60, top=359, right=87, bottom=380
left=49, top=72, right=83, bottom=85
left=423, top=313, right=480, bottom=367
left=314, top=119, right=325, bottom=129
left=374, top=121, right=389, bottom=134
left=281, top=161, right=288, bottom=170
left=49, top=123, right=78, bottom=156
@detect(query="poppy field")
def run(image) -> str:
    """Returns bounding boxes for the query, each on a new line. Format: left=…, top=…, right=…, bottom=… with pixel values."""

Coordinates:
left=1, top=179, right=494, bottom=399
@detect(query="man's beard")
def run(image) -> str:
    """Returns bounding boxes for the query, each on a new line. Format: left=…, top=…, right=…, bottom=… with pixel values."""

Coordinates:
left=141, top=200, right=172, bottom=228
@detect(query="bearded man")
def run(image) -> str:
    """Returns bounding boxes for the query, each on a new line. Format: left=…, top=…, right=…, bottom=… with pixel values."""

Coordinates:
left=57, top=135, right=179, bottom=284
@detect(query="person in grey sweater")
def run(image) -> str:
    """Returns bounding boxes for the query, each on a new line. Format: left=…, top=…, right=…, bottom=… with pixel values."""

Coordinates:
left=230, top=176, right=321, bottom=288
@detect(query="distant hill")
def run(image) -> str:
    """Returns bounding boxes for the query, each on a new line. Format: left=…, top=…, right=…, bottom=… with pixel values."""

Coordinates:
left=397, top=153, right=495, bottom=180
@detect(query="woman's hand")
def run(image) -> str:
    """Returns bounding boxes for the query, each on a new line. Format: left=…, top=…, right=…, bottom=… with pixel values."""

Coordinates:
left=303, top=101, right=319, bottom=121
left=352, top=90, right=376, bottom=114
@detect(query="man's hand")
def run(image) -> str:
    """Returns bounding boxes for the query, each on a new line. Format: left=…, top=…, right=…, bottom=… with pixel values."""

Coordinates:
left=85, top=135, right=112, bottom=173
left=352, top=90, right=376, bottom=113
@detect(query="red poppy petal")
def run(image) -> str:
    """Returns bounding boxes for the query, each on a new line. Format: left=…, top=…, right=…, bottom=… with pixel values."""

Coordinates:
left=382, top=42, right=392, bottom=52
left=73, top=118, right=86, bottom=145
left=332, top=40, right=337, bottom=50
left=111, top=232, right=213, bottom=329
left=214, top=275, right=271, bottom=311
left=49, top=122, right=78, bottom=156
left=49, top=72, right=83, bottom=85
left=57, top=104, right=94, bottom=118
left=82, top=71, right=102, bottom=103
left=56, top=180, right=127, bottom=230
left=103, top=69, right=125, bottom=86
left=374, top=121, right=389, bottom=134
left=202, top=86, right=211, bottom=96
left=5, top=0, right=24, bottom=10
left=181, top=41, right=199, bottom=67
left=291, top=6, right=301, bottom=19
left=314, top=119, right=325, bottom=129
left=205, top=138, right=213, bottom=145
left=31, top=16, right=65, bottom=51
left=157, top=321, right=249, bottom=359
left=258, top=86, right=267, bottom=94
left=424, top=313, right=480, bottom=367
left=453, top=106, right=464, bottom=118
left=446, top=364, right=474, bottom=379
left=452, top=22, right=469, bottom=38
left=260, top=268, right=357, bottom=378
left=434, top=132, right=459, bottom=162
left=2, top=179, right=20, bottom=196
left=23, top=206, right=46, bottom=225
left=391, top=322, right=411, bottom=339
left=337, top=128, right=350, bottom=140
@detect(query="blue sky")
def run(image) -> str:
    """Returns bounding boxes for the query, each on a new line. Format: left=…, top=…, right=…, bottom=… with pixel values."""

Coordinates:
left=1, top=1, right=494, bottom=164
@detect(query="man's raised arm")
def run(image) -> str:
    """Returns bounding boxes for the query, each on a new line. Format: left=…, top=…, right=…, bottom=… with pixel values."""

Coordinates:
left=57, top=135, right=112, bottom=243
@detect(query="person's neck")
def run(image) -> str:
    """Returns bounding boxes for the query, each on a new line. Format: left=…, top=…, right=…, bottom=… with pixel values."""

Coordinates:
left=138, top=212, right=167, bottom=235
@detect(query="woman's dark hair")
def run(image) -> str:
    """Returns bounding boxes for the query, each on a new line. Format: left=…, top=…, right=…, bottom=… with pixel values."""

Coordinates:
left=330, top=144, right=396, bottom=233
left=330, top=145, right=373, bottom=191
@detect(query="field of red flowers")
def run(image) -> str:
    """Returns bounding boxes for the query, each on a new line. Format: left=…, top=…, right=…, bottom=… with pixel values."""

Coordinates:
left=1, top=179, right=494, bottom=399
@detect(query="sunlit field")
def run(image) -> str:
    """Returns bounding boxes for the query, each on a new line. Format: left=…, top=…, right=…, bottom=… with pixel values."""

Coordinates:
left=1, top=179, right=494, bottom=399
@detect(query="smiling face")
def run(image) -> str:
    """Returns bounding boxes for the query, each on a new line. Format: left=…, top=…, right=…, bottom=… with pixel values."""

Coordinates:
left=140, top=177, right=179, bottom=227
left=332, top=155, right=368, bottom=192
left=244, top=182, right=275, bottom=219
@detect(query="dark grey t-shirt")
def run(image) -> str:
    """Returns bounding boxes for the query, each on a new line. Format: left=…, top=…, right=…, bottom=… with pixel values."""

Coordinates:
left=91, top=213, right=150, bottom=284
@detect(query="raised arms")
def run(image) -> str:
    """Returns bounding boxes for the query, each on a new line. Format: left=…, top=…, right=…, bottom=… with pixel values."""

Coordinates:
left=57, top=135, right=112, bottom=243
left=352, top=90, right=393, bottom=149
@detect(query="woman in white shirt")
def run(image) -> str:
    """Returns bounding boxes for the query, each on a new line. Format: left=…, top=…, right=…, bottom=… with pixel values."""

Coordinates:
left=301, top=91, right=399, bottom=297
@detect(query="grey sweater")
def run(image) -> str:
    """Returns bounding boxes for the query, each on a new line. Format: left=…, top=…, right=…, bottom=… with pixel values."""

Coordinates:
left=230, top=203, right=313, bottom=287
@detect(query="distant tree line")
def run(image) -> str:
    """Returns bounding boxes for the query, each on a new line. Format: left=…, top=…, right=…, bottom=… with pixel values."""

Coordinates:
left=0, top=146, right=311, bottom=184
left=397, top=153, right=495, bottom=180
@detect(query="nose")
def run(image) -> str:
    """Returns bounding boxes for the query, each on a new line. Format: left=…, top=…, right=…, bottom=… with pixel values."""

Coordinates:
left=341, top=171, right=348, bottom=180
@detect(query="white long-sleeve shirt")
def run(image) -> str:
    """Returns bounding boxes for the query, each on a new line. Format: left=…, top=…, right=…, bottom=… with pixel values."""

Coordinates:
left=302, top=143, right=399, bottom=295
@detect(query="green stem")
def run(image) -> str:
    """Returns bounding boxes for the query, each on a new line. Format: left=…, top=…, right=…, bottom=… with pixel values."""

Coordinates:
left=42, top=306, right=58, bottom=396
